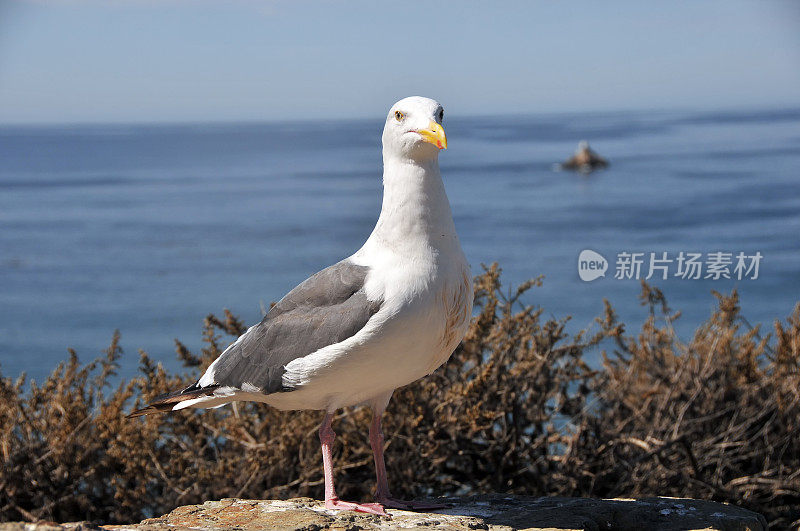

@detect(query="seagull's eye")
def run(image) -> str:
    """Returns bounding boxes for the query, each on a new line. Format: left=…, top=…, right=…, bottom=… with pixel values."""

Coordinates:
left=438, top=109, right=444, bottom=121
left=394, top=111, right=405, bottom=122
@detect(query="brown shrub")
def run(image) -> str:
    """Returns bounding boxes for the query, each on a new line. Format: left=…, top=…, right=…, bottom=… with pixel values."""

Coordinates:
left=0, top=265, right=797, bottom=528
left=569, top=283, right=800, bottom=529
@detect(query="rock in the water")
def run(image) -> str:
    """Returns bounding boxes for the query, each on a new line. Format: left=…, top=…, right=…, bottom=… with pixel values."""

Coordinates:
left=0, top=495, right=767, bottom=530
left=558, top=140, right=609, bottom=174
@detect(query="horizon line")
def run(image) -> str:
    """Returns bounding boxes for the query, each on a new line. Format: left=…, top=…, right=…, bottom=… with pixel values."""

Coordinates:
left=1, top=102, right=799, bottom=130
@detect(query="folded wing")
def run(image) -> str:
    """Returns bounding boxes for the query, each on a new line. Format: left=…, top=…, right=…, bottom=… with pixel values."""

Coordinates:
left=127, top=260, right=381, bottom=417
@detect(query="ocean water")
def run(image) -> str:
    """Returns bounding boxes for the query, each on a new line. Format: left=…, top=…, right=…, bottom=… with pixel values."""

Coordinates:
left=1, top=108, right=799, bottom=382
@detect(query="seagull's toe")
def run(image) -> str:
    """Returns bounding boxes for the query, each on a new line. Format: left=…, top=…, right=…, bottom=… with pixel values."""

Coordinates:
left=325, top=498, right=388, bottom=517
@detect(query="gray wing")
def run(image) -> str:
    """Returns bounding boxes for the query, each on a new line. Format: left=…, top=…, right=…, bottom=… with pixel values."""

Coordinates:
left=200, top=260, right=381, bottom=395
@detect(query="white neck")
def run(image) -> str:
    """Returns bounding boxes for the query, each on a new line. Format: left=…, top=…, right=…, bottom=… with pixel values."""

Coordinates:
left=363, top=155, right=458, bottom=254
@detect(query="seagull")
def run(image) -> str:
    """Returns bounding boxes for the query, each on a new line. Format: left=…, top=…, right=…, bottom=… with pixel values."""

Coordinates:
left=128, top=96, right=473, bottom=516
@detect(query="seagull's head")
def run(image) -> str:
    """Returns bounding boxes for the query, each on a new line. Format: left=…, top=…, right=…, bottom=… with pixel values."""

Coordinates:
left=382, top=96, right=447, bottom=162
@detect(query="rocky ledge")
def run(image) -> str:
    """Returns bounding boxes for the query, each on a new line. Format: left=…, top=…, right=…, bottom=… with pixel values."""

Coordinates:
left=1, top=494, right=767, bottom=531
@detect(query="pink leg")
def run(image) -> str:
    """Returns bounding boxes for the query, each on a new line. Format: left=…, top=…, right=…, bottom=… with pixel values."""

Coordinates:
left=319, top=412, right=387, bottom=516
left=369, top=411, right=449, bottom=511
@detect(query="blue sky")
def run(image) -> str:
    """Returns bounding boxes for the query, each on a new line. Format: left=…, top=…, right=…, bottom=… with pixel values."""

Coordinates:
left=0, top=0, right=798, bottom=124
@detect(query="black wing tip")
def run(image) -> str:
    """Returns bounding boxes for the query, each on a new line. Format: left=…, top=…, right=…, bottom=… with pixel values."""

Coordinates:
left=125, top=404, right=172, bottom=419
left=125, top=383, right=221, bottom=419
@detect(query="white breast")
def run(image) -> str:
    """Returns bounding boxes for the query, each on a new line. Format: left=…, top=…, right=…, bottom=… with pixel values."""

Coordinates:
left=269, top=241, right=470, bottom=412
left=268, top=153, right=472, bottom=412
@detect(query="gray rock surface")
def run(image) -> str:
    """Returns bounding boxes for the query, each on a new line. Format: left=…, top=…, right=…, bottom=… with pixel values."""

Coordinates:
left=1, top=494, right=767, bottom=530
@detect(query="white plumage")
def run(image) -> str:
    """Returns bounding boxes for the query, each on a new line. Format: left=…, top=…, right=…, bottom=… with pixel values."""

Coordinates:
left=130, top=96, right=472, bottom=515
left=194, top=96, right=471, bottom=414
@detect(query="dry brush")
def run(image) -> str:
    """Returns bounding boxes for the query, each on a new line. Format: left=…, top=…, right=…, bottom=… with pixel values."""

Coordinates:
left=0, top=265, right=797, bottom=528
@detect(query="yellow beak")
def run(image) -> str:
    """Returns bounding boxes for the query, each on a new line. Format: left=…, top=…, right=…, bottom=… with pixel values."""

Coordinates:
left=416, top=120, right=447, bottom=150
